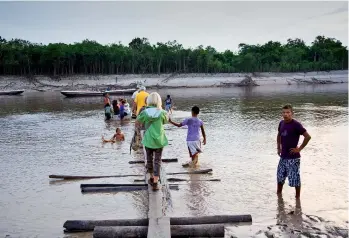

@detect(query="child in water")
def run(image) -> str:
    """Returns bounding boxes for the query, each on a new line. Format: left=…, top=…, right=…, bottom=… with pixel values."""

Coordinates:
left=102, top=128, right=125, bottom=143
left=165, top=95, right=173, bottom=114
left=169, top=106, right=206, bottom=167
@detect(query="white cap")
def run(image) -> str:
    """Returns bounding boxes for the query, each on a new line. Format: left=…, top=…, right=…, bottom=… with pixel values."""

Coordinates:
left=140, top=86, right=146, bottom=91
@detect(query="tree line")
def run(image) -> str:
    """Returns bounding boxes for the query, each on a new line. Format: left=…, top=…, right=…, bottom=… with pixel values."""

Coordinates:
left=0, top=35, right=347, bottom=76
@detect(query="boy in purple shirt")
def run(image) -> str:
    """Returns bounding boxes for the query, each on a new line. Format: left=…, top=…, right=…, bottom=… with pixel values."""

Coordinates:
left=277, top=104, right=311, bottom=199
left=169, top=106, right=206, bottom=167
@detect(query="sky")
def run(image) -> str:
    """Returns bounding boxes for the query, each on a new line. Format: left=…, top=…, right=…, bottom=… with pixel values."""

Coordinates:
left=0, top=1, right=347, bottom=52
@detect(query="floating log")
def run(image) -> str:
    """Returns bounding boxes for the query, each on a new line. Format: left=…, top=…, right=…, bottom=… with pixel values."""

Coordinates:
left=167, top=169, right=213, bottom=175
left=171, top=215, right=252, bottom=225
left=80, top=184, right=147, bottom=188
left=167, top=178, right=221, bottom=182
left=93, top=224, right=224, bottom=238
left=129, top=158, right=178, bottom=164
left=49, top=174, right=143, bottom=180
left=134, top=179, right=146, bottom=182
left=50, top=169, right=212, bottom=180
left=64, top=215, right=252, bottom=232
left=81, top=186, right=147, bottom=193
left=81, top=185, right=179, bottom=193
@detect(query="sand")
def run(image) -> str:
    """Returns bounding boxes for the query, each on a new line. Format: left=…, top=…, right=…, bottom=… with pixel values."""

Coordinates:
left=0, top=70, right=347, bottom=92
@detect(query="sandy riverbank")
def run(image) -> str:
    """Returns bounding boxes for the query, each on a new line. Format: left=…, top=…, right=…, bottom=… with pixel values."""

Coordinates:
left=0, top=70, right=347, bottom=92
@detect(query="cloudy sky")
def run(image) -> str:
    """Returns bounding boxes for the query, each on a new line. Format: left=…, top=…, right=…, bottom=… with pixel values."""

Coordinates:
left=0, top=1, right=347, bottom=52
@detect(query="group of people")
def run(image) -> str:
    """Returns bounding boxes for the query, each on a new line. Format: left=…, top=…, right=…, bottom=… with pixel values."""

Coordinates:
left=103, top=93, right=131, bottom=120
left=103, top=87, right=311, bottom=198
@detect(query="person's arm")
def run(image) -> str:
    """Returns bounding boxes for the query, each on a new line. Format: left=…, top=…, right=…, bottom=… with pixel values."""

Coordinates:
left=200, top=125, right=206, bottom=145
left=168, top=118, right=182, bottom=127
left=290, top=123, right=311, bottom=154
left=277, top=121, right=281, bottom=156
left=121, top=134, right=125, bottom=141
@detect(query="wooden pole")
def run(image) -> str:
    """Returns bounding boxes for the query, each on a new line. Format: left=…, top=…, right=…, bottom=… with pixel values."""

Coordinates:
left=80, top=184, right=147, bottom=188
left=129, top=158, right=178, bottom=164
left=167, top=169, right=213, bottom=175
left=49, top=174, right=143, bottom=180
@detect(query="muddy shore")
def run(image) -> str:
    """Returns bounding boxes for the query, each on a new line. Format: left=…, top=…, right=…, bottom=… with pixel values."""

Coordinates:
left=0, top=70, right=347, bottom=92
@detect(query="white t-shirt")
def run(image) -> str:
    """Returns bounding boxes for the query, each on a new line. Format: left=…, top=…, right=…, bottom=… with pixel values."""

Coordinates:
left=132, top=90, right=139, bottom=100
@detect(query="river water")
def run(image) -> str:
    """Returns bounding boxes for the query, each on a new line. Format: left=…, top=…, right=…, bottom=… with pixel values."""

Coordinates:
left=0, top=84, right=348, bottom=238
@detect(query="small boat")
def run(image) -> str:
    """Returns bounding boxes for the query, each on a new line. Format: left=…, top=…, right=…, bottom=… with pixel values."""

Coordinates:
left=0, top=90, right=24, bottom=96
left=61, top=89, right=136, bottom=98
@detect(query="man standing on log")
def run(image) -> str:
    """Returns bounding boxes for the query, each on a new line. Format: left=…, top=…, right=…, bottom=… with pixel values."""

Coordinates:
left=276, top=104, right=311, bottom=199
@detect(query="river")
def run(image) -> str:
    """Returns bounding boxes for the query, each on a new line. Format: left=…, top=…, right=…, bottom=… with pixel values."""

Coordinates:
left=0, top=84, right=348, bottom=238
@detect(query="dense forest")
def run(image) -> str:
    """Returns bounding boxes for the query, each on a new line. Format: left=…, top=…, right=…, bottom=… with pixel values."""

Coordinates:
left=0, top=35, right=347, bottom=76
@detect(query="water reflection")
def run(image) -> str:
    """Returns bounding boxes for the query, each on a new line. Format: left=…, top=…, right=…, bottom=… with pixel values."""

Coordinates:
left=276, top=195, right=303, bottom=231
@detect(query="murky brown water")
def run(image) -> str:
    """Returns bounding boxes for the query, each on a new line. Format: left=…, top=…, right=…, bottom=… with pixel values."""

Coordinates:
left=0, top=84, right=348, bottom=238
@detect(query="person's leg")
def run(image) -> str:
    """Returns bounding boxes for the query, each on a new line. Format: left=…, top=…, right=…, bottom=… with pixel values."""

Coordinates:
left=145, top=147, right=154, bottom=176
left=287, top=159, right=301, bottom=198
left=152, top=148, right=163, bottom=190
left=276, top=158, right=287, bottom=195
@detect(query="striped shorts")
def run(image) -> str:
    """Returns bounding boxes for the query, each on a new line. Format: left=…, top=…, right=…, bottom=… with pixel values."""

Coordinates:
left=277, top=158, right=301, bottom=187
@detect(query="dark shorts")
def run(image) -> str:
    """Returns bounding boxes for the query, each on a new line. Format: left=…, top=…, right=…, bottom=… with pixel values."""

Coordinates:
left=105, top=113, right=111, bottom=120
left=277, top=157, right=301, bottom=187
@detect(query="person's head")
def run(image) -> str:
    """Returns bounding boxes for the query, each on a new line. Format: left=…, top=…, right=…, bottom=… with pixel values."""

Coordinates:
left=121, top=100, right=126, bottom=105
left=104, top=92, right=109, bottom=97
left=191, top=106, right=200, bottom=117
left=146, top=92, right=162, bottom=109
left=116, top=128, right=121, bottom=133
left=139, top=86, right=146, bottom=92
left=167, top=95, right=170, bottom=98
left=282, top=104, right=294, bottom=121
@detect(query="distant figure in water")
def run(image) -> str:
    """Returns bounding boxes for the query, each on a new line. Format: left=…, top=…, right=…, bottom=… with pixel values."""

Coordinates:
left=169, top=106, right=206, bottom=168
left=276, top=104, right=311, bottom=199
left=164, top=94, right=173, bottom=114
left=102, top=128, right=125, bottom=143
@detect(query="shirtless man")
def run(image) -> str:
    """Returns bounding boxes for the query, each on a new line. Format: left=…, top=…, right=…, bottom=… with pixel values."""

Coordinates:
left=102, top=128, right=125, bottom=143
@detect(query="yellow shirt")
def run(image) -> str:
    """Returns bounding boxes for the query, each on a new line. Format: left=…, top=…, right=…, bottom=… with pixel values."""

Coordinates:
left=135, top=91, right=149, bottom=115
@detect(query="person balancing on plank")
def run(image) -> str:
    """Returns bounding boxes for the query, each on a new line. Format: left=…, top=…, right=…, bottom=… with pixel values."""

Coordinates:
left=276, top=104, right=311, bottom=199
left=169, top=106, right=206, bottom=167
left=135, top=92, right=169, bottom=191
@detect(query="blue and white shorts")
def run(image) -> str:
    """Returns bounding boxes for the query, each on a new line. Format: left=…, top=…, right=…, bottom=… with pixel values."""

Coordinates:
left=165, top=104, right=172, bottom=112
left=277, top=158, right=301, bottom=187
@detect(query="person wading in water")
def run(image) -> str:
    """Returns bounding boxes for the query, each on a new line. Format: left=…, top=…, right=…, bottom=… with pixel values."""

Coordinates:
left=276, top=104, right=311, bottom=199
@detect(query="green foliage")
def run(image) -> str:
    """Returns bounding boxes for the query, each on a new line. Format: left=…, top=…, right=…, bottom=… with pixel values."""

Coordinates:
left=0, top=35, right=347, bottom=76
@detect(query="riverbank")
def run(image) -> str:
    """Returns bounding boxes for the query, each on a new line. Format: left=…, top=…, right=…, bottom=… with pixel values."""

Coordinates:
left=0, top=70, right=347, bottom=92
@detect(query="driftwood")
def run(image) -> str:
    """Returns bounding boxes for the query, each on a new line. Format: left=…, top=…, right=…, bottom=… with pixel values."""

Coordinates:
left=80, top=185, right=179, bottom=193
left=167, top=169, right=213, bottom=175
left=64, top=215, right=252, bottom=232
left=49, top=169, right=212, bottom=180
left=81, top=186, right=147, bottom=193
left=167, top=178, right=221, bottom=182
left=80, top=184, right=147, bottom=188
left=129, top=158, right=178, bottom=164
left=93, top=224, right=225, bottom=238
left=49, top=174, right=143, bottom=180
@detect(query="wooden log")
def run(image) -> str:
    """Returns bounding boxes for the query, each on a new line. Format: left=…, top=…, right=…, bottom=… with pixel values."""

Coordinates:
left=50, top=169, right=211, bottom=180
left=81, top=186, right=147, bottom=193
left=93, top=224, right=224, bottom=238
left=64, top=215, right=252, bottom=232
left=49, top=174, right=142, bottom=180
left=129, top=158, right=178, bottom=164
left=167, top=178, right=221, bottom=182
left=81, top=185, right=179, bottom=193
left=170, top=215, right=252, bottom=225
left=167, top=169, right=213, bottom=175
left=64, top=219, right=148, bottom=232
left=80, top=184, right=147, bottom=188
